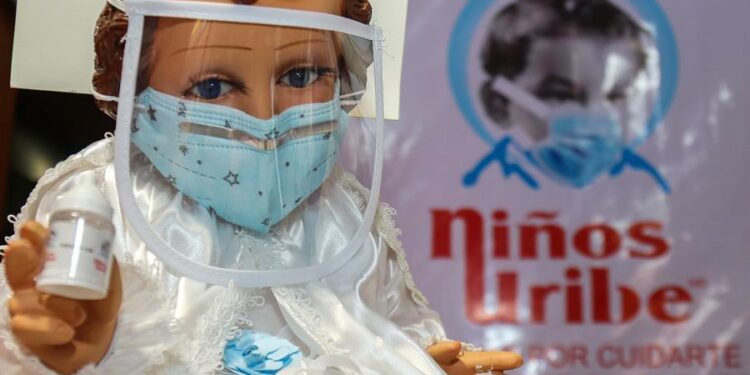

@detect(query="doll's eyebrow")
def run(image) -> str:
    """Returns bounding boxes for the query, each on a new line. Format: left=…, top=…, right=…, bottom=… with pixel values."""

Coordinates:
left=537, top=74, right=586, bottom=101
left=171, top=45, right=254, bottom=55
left=170, top=39, right=328, bottom=55
left=275, top=39, right=329, bottom=50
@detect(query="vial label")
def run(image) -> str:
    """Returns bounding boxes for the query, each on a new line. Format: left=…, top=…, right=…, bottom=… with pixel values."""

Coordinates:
left=40, top=219, right=112, bottom=289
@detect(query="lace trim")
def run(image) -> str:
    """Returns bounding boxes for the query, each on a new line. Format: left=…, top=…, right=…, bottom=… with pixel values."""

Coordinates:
left=233, top=186, right=348, bottom=357
left=461, top=342, right=484, bottom=352
left=236, top=227, right=291, bottom=270
left=374, top=203, right=431, bottom=308
left=336, top=169, right=367, bottom=212
left=5, top=138, right=113, bottom=246
left=176, top=282, right=266, bottom=374
left=272, top=286, right=348, bottom=356
left=337, top=170, right=431, bottom=309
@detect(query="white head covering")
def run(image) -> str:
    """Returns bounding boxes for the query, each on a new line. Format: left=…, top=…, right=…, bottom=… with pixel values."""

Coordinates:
left=108, top=0, right=126, bottom=11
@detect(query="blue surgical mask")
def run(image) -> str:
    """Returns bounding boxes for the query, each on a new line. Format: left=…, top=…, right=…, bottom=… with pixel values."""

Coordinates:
left=131, top=86, right=349, bottom=233
left=490, top=77, right=625, bottom=188
left=527, top=108, right=624, bottom=188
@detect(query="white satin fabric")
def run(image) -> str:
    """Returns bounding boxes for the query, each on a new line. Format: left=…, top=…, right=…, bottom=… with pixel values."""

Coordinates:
left=0, top=139, right=448, bottom=374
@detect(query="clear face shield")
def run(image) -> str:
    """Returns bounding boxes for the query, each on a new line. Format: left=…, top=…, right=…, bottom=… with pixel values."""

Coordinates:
left=113, top=0, right=384, bottom=287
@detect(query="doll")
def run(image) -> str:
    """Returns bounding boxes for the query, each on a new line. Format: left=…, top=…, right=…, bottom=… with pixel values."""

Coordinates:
left=1, top=1, right=523, bottom=374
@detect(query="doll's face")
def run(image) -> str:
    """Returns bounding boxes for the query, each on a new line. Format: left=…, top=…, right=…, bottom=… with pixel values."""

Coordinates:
left=508, top=36, right=650, bottom=142
left=147, top=0, right=344, bottom=119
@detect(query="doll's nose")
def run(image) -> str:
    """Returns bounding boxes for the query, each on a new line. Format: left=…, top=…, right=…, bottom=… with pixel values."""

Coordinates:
left=240, top=85, right=274, bottom=120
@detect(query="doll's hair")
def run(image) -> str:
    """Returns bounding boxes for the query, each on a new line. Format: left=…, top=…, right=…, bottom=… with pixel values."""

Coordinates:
left=480, top=0, right=651, bottom=127
left=92, top=0, right=373, bottom=118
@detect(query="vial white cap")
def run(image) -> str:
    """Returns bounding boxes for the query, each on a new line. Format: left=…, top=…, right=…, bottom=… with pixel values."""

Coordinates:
left=53, top=171, right=113, bottom=219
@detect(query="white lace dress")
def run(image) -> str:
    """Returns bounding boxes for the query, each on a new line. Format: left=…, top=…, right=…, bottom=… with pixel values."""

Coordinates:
left=0, top=138, right=449, bottom=374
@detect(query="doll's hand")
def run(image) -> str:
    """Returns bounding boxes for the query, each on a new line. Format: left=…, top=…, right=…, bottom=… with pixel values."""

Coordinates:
left=427, top=341, right=523, bottom=375
left=4, top=221, right=122, bottom=375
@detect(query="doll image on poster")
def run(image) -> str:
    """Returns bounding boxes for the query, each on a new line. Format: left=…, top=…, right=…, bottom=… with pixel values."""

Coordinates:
left=462, top=0, right=671, bottom=192
left=0, top=0, right=522, bottom=374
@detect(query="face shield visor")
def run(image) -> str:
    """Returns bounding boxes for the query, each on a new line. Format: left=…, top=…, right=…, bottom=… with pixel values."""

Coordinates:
left=113, top=0, right=384, bottom=287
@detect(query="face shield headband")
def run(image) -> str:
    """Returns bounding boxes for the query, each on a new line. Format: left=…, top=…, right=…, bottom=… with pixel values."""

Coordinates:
left=112, top=0, right=386, bottom=288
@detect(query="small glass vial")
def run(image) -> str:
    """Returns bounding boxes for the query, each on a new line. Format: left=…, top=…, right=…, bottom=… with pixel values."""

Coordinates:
left=36, top=172, right=115, bottom=300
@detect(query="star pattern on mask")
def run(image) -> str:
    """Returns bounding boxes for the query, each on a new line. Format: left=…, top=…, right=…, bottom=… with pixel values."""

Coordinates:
left=224, top=120, right=232, bottom=129
left=261, top=218, right=271, bottom=226
left=131, top=118, right=139, bottom=133
left=208, top=206, right=216, bottom=216
left=147, top=105, right=157, bottom=121
left=167, top=175, right=177, bottom=185
left=179, top=144, right=189, bottom=155
left=223, top=171, right=240, bottom=186
left=265, top=129, right=281, bottom=140
left=177, top=102, right=187, bottom=117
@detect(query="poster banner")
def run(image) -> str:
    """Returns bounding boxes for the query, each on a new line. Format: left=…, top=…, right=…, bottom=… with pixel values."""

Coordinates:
left=386, top=0, right=750, bottom=373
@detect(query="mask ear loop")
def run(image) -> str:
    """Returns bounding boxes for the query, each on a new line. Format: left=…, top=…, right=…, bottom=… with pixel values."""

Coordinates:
left=491, top=76, right=551, bottom=121
left=92, top=82, right=121, bottom=103
left=340, top=89, right=366, bottom=106
left=93, top=83, right=150, bottom=115
left=340, top=89, right=366, bottom=98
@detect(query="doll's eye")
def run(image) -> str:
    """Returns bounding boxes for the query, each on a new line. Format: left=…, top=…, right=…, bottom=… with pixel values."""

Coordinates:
left=279, top=67, right=322, bottom=89
left=188, top=78, right=234, bottom=100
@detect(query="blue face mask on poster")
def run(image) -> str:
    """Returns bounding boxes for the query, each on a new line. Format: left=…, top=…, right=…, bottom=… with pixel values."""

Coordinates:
left=131, top=86, right=349, bottom=233
left=487, top=76, right=626, bottom=188
left=528, top=108, right=624, bottom=188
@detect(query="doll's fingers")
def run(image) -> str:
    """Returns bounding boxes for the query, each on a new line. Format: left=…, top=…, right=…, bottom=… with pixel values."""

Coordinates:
left=11, top=314, right=75, bottom=346
left=491, top=352, right=523, bottom=370
left=427, top=341, right=463, bottom=365
left=4, top=239, right=42, bottom=291
left=19, top=221, right=49, bottom=251
left=82, top=258, right=122, bottom=322
left=40, top=294, right=87, bottom=328
left=8, top=290, right=46, bottom=316
left=461, top=351, right=524, bottom=371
